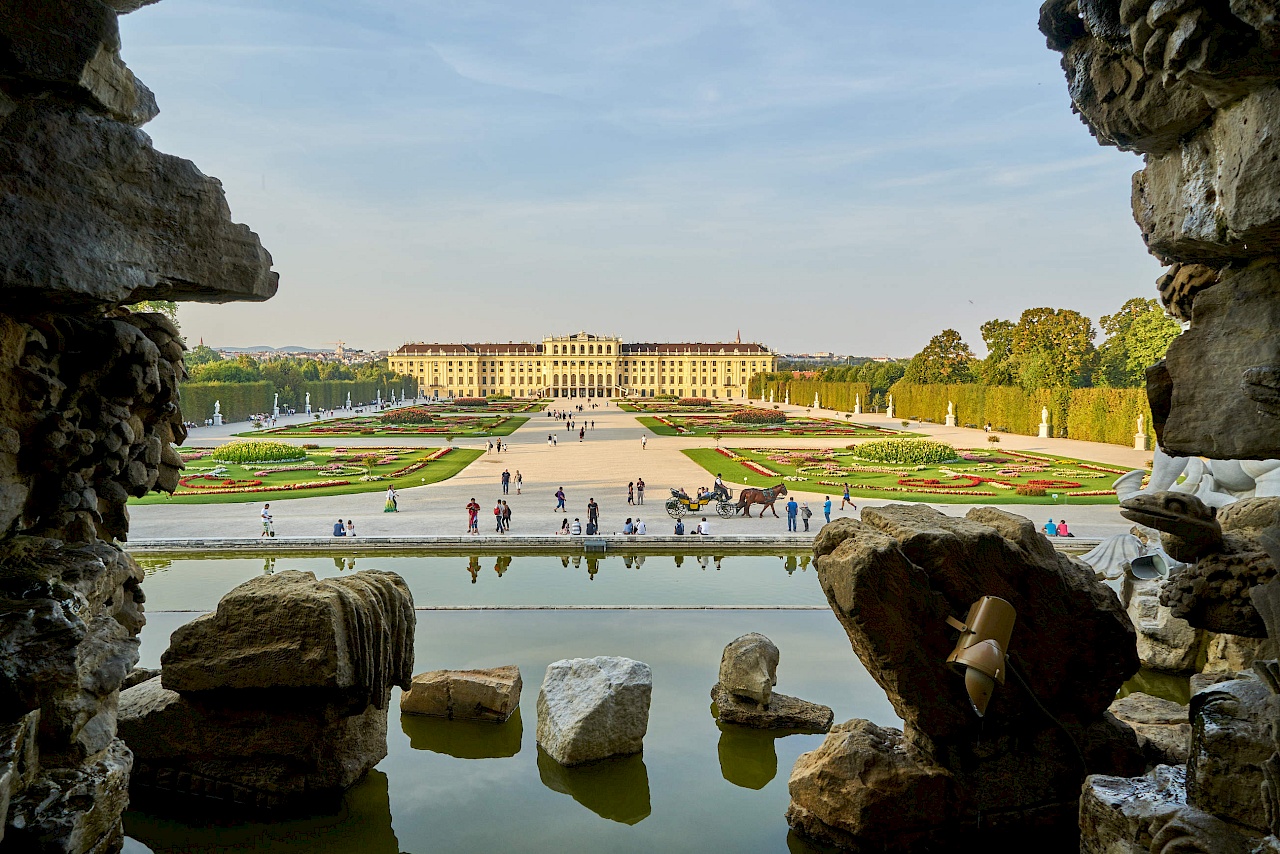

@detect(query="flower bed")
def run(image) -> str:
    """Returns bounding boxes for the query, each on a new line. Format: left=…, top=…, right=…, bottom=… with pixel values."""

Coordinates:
left=851, top=438, right=958, bottom=466
left=380, top=406, right=434, bottom=425
left=730, top=409, right=787, bottom=425
left=454, top=397, right=488, bottom=407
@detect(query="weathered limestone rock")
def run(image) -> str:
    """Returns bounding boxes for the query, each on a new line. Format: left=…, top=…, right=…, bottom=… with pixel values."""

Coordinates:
left=3, top=739, right=132, bottom=854
left=1126, top=576, right=1205, bottom=673
left=118, top=677, right=388, bottom=811
left=789, top=508, right=1145, bottom=848
left=716, top=633, right=778, bottom=706
left=119, top=571, right=413, bottom=814
left=1109, top=693, right=1190, bottom=766
left=400, top=666, right=521, bottom=723
left=711, top=684, right=833, bottom=732
left=536, top=657, right=651, bottom=766
left=711, top=632, right=832, bottom=731
left=162, top=570, right=414, bottom=710
left=786, top=720, right=959, bottom=851
left=1188, top=677, right=1274, bottom=833
left=1203, top=633, right=1276, bottom=673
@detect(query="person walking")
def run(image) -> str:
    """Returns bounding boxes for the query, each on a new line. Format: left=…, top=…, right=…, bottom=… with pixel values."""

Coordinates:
left=501, top=468, right=510, bottom=495
left=466, top=498, right=480, bottom=534
left=641, top=434, right=647, bottom=450
left=385, top=486, right=398, bottom=513
left=800, top=502, right=813, bottom=532
left=823, top=496, right=832, bottom=524
left=579, top=427, right=584, bottom=442
left=840, top=483, right=853, bottom=510
left=515, top=470, right=522, bottom=494
left=785, top=497, right=799, bottom=532
left=553, top=435, right=557, bottom=446
left=487, top=440, right=493, bottom=454
left=502, top=501, right=512, bottom=532
left=636, top=478, right=645, bottom=505
left=260, top=503, right=274, bottom=538
left=548, top=434, right=553, bottom=447
left=555, top=487, right=567, bottom=512
left=587, top=498, right=599, bottom=534
left=494, top=501, right=504, bottom=534
left=627, top=482, right=635, bottom=505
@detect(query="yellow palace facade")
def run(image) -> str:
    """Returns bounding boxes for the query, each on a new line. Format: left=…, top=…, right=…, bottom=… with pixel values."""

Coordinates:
left=388, top=332, right=775, bottom=399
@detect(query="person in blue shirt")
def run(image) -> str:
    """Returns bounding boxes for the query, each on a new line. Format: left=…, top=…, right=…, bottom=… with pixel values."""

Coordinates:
left=1044, top=518, right=1057, bottom=536
left=823, top=496, right=832, bottom=524
left=674, top=519, right=685, bottom=535
left=332, top=519, right=346, bottom=537
left=786, top=498, right=799, bottom=532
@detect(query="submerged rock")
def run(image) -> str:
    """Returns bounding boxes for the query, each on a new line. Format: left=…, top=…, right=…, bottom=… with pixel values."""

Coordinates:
left=711, top=685, right=832, bottom=732
left=400, top=666, right=521, bottom=723
left=536, top=657, right=651, bottom=766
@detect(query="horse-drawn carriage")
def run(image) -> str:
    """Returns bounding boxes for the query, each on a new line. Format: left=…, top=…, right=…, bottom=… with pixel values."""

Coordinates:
left=666, top=485, right=736, bottom=519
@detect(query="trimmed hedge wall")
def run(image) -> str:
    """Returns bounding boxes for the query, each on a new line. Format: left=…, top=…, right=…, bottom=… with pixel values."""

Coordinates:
left=180, top=380, right=392, bottom=423
left=179, top=382, right=275, bottom=423
left=751, top=378, right=871, bottom=411
left=748, top=378, right=1155, bottom=447
left=886, top=382, right=1154, bottom=446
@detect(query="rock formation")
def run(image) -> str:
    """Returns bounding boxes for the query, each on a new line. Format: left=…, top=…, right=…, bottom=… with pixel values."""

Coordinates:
left=787, top=506, right=1145, bottom=850
left=400, top=666, right=521, bottom=723
left=117, top=570, right=414, bottom=812
left=535, top=657, right=651, bottom=766
left=0, top=2, right=275, bottom=851
left=1040, top=1, right=1280, bottom=459
left=1109, top=692, right=1190, bottom=767
left=711, top=633, right=833, bottom=731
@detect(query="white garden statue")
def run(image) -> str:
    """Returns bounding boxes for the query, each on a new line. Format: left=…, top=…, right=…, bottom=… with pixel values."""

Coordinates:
left=1041, top=406, right=1049, bottom=425
left=945, top=400, right=957, bottom=427
left=214, top=400, right=221, bottom=415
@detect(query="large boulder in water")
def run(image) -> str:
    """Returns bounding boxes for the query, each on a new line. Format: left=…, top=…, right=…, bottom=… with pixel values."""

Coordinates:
left=536, top=657, right=651, bottom=766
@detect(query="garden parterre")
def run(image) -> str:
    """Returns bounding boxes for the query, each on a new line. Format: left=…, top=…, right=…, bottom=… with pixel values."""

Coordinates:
left=240, top=410, right=529, bottom=438
left=682, top=446, right=1129, bottom=504
left=130, top=445, right=481, bottom=504
left=637, top=410, right=918, bottom=438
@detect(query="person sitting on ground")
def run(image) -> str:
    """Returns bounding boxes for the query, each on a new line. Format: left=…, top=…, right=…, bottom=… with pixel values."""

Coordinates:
left=332, top=518, right=346, bottom=537
left=635, top=517, right=646, bottom=535
left=570, top=518, right=582, bottom=535
left=558, top=518, right=570, bottom=535
left=623, top=517, right=634, bottom=535
left=698, top=517, right=710, bottom=535
left=674, top=519, right=685, bottom=535
left=1044, top=518, right=1057, bottom=537
left=345, top=519, right=355, bottom=537
left=1057, top=519, right=1073, bottom=538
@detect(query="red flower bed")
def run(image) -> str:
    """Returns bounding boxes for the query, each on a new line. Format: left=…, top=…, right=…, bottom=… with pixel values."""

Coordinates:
left=897, top=476, right=985, bottom=490
left=1026, top=479, right=1082, bottom=489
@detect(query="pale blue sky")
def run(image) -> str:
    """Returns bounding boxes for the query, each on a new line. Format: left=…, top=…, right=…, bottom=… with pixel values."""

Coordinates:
left=120, top=0, right=1156, bottom=356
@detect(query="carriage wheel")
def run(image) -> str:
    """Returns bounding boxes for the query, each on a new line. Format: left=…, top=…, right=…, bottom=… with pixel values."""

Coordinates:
left=716, top=500, right=736, bottom=518
left=666, top=499, right=685, bottom=519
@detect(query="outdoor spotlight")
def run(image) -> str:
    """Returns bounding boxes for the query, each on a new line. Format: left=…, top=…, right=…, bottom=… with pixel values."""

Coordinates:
left=945, top=596, right=1016, bottom=718
left=1125, top=553, right=1169, bottom=582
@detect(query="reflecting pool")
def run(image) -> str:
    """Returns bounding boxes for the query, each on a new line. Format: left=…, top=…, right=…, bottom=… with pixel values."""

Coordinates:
left=123, top=608, right=896, bottom=854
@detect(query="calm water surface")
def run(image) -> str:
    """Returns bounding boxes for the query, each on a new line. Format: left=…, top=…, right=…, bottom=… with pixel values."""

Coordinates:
left=122, top=555, right=893, bottom=854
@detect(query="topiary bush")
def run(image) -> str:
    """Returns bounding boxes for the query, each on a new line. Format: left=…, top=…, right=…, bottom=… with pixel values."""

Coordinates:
left=678, top=397, right=712, bottom=406
left=213, top=441, right=307, bottom=464
left=851, top=438, right=958, bottom=465
left=730, top=409, right=787, bottom=425
left=1015, top=484, right=1046, bottom=497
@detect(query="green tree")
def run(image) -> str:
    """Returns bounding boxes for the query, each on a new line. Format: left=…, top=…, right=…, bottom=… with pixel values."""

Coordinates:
left=187, top=355, right=261, bottom=384
left=903, top=330, right=976, bottom=384
left=126, top=300, right=179, bottom=327
left=184, top=345, right=221, bottom=370
left=978, top=319, right=1016, bottom=385
left=1097, top=298, right=1182, bottom=387
left=1010, top=308, right=1096, bottom=389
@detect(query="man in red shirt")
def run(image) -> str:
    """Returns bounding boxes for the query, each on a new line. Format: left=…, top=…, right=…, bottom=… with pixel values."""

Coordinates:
left=466, top=498, right=480, bottom=534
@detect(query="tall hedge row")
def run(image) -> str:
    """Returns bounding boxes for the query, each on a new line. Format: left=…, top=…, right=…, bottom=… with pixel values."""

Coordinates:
left=178, top=382, right=275, bottom=423
left=751, top=378, right=871, bottom=411
left=179, top=380, right=398, bottom=423
left=750, top=378, right=1155, bottom=447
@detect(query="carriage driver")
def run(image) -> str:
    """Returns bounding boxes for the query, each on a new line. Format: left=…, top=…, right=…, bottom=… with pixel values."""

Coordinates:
left=713, top=473, right=726, bottom=499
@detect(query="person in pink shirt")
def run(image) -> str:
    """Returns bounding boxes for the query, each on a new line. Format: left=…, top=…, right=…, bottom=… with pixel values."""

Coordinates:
left=1057, top=519, right=1072, bottom=537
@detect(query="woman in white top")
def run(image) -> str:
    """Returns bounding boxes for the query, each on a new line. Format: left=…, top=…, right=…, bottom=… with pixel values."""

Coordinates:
left=635, top=518, right=647, bottom=535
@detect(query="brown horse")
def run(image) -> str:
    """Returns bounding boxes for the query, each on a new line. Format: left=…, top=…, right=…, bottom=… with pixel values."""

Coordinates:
left=737, top=483, right=788, bottom=517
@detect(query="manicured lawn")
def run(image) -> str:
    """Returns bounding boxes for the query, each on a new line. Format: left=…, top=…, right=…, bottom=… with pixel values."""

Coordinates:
left=129, top=446, right=482, bottom=505
left=637, top=414, right=920, bottom=439
left=239, top=414, right=529, bottom=439
left=682, top=446, right=1126, bottom=505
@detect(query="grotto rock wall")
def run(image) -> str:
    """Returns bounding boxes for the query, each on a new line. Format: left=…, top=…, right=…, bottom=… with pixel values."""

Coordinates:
left=1040, top=0, right=1280, bottom=459
left=0, top=1, right=276, bottom=851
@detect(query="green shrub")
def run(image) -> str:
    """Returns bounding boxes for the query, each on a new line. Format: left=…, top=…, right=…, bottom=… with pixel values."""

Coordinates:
left=731, top=409, right=787, bottom=424
left=1015, top=484, right=1046, bottom=497
left=381, top=406, right=434, bottom=425
left=212, top=441, right=307, bottom=464
left=487, top=394, right=513, bottom=401
left=853, top=438, right=958, bottom=465
left=455, top=397, right=487, bottom=407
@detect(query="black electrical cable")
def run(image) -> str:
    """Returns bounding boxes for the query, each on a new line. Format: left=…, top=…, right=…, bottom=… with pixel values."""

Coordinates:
left=1006, top=655, right=1088, bottom=772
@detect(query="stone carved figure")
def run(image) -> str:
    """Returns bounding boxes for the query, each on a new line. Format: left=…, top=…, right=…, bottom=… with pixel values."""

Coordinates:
left=214, top=400, right=221, bottom=415
left=1042, top=406, right=1049, bottom=425
left=1041, top=0, right=1280, bottom=459
left=0, top=3, right=275, bottom=851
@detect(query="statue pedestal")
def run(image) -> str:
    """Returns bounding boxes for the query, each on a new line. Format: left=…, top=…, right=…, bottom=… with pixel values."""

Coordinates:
left=272, top=407, right=280, bottom=418
left=1038, top=423, right=1049, bottom=438
left=305, top=406, right=312, bottom=415
left=212, top=414, right=223, bottom=427
left=945, top=414, right=956, bottom=427
left=853, top=405, right=861, bottom=415
left=886, top=407, right=895, bottom=420
left=1134, top=433, right=1149, bottom=451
